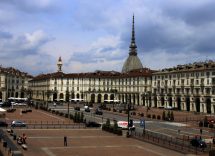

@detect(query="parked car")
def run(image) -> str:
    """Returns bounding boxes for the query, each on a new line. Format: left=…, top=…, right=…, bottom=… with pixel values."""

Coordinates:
left=74, top=107, right=80, bottom=111
left=190, top=138, right=207, bottom=148
left=11, top=120, right=26, bottom=127
left=95, top=108, right=103, bottom=115
left=7, top=108, right=16, bottom=113
left=85, top=121, right=101, bottom=127
left=0, top=100, right=3, bottom=107
left=85, top=107, right=90, bottom=112
left=0, top=121, right=8, bottom=127
left=1, top=101, right=12, bottom=107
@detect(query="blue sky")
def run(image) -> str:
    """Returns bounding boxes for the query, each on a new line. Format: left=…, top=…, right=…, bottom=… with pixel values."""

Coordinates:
left=0, top=0, right=215, bottom=75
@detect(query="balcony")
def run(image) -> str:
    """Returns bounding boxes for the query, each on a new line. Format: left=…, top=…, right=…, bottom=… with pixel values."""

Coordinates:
left=190, top=83, right=194, bottom=88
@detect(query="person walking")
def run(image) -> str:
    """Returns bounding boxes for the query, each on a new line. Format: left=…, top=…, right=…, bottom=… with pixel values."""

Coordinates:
left=200, top=128, right=203, bottom=135
left=64, top=136, right=67, bottom=146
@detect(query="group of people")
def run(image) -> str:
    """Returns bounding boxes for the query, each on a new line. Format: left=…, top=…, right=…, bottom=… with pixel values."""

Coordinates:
left=17, top=133, right=27, bottom=145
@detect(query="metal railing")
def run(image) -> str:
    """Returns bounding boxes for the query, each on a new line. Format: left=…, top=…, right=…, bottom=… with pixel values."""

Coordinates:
left=130, top=130, right=211, bottom=155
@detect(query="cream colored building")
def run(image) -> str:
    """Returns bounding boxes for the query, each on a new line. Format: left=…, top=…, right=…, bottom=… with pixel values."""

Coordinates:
left=0, top=66, right=32, bottom=101
left=28, top=16, right=215, bottom=114
left=151, top=61, right=215, bottom=114
left=29, top=16, right=152, bottom=106
left=29, top=67, right=152, bottom=106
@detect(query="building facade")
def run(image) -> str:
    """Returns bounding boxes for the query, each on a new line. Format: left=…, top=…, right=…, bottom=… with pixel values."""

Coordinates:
left=151, top=61, right=215, bottom=114
left=28, top=16, right=215, bottom=114
left=0, top=66, right=32, bottom=101
left=29, top=68, right=152, bottom=106
left=29, top=15, right=152, bottom=107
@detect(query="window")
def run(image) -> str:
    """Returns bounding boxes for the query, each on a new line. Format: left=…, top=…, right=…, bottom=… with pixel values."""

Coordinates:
left=191, top=79, right=194, bottom=85
left=212, top=78, right=215, bottom=85
left=201, top=78, right=204, bottom=84
left=181, top=79, right=184, bottom=85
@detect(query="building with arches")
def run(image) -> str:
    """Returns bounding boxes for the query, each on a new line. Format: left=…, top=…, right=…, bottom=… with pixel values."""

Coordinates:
left=151, top=61, right=215, bottom=114
left=29, top=68, right=152, bottom=106
left=28, top=16, right=215, bottom=114
left=0, top=66, right=32, bottom=101
left=29, top=15, right=153, bottom=107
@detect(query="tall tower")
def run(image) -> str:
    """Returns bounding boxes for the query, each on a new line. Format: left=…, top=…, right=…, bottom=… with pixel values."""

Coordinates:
left=57, top=56, right=63, bottom=72
left=122, top=15, right=143, bottom=73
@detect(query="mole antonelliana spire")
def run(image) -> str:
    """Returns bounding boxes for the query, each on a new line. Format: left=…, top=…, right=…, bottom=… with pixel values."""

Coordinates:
left=122, top=14, right=143, bottom=73
left=129, top=14, right=137, bottom=56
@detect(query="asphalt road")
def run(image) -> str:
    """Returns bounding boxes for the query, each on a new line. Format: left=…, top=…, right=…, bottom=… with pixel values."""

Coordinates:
left=48, top=103, right=215, bottom=142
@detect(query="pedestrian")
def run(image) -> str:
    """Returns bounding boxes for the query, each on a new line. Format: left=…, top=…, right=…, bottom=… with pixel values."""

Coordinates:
left=200, top=128, right=203, bottom=135
left=64, top=136, right=67, bottom=146
left=178, top=129, right=180, bottom=135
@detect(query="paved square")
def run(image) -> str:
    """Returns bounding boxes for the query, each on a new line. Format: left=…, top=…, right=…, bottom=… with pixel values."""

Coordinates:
left=10, top=129, right=185, bottom=156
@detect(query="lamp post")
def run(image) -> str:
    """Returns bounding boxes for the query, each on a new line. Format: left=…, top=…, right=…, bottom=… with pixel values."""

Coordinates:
left=67, top=100, right=70, bottom=118
left=127, top=96, right=131, bottom=136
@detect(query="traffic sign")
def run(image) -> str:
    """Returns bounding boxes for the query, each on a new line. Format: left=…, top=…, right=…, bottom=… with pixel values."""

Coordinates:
left=140, top=119, right=145, bottom=127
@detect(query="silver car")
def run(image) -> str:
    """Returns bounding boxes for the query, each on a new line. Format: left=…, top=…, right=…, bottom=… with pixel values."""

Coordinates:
left=11, top=120, right=26, bottom=127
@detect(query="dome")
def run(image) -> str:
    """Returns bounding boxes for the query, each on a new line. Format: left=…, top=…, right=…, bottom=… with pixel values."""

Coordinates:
left=121, top=15, right=143, bottom=73
left=122, top=55, right=143, bottom=73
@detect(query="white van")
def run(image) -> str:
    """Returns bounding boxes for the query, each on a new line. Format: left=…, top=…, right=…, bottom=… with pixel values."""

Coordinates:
left=117, top=121, right=135, bottom=130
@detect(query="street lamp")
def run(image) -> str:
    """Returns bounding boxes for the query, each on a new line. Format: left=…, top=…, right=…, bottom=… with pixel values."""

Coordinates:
left=67, top=99, right=70, bottom=118
left=127, top=96, right=131, bottom=136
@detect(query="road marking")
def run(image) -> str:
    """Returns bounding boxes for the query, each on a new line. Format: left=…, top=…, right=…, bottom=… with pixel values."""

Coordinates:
left=43, top=144, right=176, bottom=156
left=28, top=136, right=116, bottom=139
left=14, top=129, right=100, bottom=131
left=41, top=147, right=56, bottom=156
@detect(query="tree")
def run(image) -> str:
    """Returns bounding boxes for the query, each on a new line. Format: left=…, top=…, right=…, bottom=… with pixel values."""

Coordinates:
left=77, top=112, right=80, bottom=123
left=106, top=118, right=110, bottom=127
left=162, top=110, right=166, bottom=120
left=113, top=120, right=118, bottom=130
left=167, top=111, right=171, bottom=121
left=170, top=111, right=174, bottom=121
left=74, top=112, right=77, bottom=122
left=81, top=112, right=84, bottom=122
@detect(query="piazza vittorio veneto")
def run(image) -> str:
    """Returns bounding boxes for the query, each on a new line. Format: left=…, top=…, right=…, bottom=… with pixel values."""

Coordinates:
left=1, top=16, right=215, bottom=115
left=1, top=13, right=215, bottom=156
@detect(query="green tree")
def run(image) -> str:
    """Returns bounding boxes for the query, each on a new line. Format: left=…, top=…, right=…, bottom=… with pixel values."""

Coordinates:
left=81, top=112, right=84, bottom=122
left=170, top=111, right=174, bottom=121
left=77, top=112, right=80, bottom=123
left=167, top=111, right=171, bottom=121
left=74, top=112, right=77, bottom=122
left=106, top=118, right=110, bottom=127
left=113, top=120, right=118, bottom=130
left=162, top=110, right=166, bottom=120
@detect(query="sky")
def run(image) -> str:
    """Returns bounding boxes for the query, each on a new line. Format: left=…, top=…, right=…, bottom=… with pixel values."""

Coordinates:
left=0, top=0, right=215, bottom=75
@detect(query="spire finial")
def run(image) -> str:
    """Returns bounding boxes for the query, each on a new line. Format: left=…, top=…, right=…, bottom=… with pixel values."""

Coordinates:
left=129, top=14, right=137, bottom=56
left=57, top=56, right=63, bottom=72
